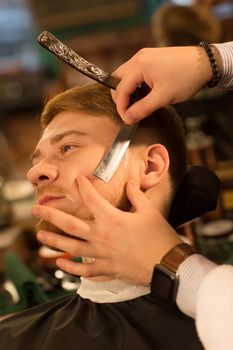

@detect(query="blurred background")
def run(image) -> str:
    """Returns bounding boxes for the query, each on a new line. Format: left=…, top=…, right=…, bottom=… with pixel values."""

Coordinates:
left=0, top=0, right=233, bottom=317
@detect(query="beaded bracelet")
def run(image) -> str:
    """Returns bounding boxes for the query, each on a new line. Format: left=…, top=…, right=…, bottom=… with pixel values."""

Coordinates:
left=199, top=41, right=221, bottom=88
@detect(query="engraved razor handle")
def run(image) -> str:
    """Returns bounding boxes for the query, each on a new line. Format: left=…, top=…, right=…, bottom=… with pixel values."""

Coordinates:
left=37, top=31, right=120, bottom=89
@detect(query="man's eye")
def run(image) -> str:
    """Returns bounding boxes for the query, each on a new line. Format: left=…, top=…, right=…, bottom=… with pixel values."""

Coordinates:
left=62, top=145, right=75, bottom=153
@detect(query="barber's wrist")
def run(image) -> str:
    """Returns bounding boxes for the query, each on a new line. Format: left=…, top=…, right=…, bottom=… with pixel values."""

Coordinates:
left=143, top=238, right=183, bottom=285
left=149, top=242, right=197, bottom=304
left=211, top=46, right=222, bottom=75
left=197, top=44, right=222, bottom=87
left=197, top=46, right=213, bottom=86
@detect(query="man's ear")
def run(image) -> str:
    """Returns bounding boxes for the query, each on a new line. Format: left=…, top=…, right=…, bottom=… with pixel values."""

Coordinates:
left=140, top=144, right=170, bottom=190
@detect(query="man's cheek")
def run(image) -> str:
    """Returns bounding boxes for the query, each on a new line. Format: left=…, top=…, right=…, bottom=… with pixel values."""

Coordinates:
left=89, top=176, right=108, bottom=192
left=80, top=175, right=110, bottom=202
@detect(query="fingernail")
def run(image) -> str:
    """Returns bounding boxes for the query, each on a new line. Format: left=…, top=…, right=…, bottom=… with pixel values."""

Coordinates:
left=56, top=258, right=65, bottom=269
left=32, top=206, right=40, bottom=217
left=124, top=111, right=139, bottom=124
left=37, top=231, right=45, bottom=241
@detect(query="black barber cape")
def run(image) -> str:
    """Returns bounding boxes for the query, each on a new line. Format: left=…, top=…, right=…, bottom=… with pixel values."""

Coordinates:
left=0, top=293, right=203, bottom=350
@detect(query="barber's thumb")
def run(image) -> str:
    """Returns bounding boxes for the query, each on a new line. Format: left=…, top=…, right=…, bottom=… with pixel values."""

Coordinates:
left=124, top=94, right=160, bottom=124
left=126, top=179, right=150, bottom=211
left=110, top=89, right=117, bottom=103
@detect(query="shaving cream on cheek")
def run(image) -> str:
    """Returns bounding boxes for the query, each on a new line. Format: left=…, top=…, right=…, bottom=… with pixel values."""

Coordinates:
left=66, top=193, right=75, bottom=203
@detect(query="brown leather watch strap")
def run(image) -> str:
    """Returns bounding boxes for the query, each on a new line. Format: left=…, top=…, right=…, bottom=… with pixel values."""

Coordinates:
left=161, top=243, right=197, bottom=274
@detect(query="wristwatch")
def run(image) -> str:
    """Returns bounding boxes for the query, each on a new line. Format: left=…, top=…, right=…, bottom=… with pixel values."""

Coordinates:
left=150, top=242, right=197, bottom=304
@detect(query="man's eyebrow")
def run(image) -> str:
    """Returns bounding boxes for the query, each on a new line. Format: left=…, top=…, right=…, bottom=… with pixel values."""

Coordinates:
left=30, top=130, right=88, bottom=164
left=50, top=129, right=88, bottom=144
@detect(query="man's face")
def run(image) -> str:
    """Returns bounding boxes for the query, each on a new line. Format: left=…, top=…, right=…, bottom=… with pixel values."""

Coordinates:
left=27, top=111, right=136, bottom=230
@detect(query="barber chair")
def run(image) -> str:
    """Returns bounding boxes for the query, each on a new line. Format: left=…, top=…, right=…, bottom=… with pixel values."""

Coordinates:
left=168, top=165, right=220, bottom=228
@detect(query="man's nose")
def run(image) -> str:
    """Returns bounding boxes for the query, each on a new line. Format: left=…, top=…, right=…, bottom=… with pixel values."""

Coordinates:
left=27, top=162, right=58, bottom=188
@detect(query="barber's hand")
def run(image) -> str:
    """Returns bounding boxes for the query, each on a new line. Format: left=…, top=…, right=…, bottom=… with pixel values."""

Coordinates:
left=32, top=176, right=181, bottom=285
left=111, top=46, right=214, bottom=124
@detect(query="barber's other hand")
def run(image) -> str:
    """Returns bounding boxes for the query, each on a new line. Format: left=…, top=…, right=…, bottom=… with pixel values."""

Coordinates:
left=111, top=46, right=214, bottom=124
left=32, top=176, right=181, bottom=285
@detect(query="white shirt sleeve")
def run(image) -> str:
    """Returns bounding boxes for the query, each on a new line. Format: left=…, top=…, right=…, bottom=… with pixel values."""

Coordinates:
left=176, top=255, right=233, bottom=350
left=176, top=254, right=216, bottom=318
left=211, top=42, right=233, bottom=89
left=196, top=265, right=233, bottom=350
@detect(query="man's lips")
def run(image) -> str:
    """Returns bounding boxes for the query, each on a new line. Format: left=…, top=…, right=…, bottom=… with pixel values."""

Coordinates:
left=38, top=195, right=65, bottom=206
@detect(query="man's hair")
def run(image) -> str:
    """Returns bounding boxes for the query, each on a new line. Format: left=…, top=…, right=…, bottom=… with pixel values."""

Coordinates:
left=41, top=83, right=187, bottom=193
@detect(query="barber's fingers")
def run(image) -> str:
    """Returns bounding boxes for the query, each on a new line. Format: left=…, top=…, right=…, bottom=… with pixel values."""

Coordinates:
left=112, top=75, right=165, bottom=124
left=56, top=258, right=86, bottom=277
left=32, top=205, right=90, bottom=240
left=123, top=90, right=165, bottom=124
left=111, top=59, right=131, bottom=91
left=37, top=230, right=81, bottom=257
left=126, top=180, right=152, bottom=212
left=37, top=230, right=96, bottom=258
left=112, top=72, right=144, bottom=122
left=56, top=257, right=116, bottom=279
left=77, top=176, right=118, bottom=219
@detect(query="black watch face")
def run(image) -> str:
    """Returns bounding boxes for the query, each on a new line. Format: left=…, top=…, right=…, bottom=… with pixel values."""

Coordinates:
left=151, top=265, right=179, bottom=304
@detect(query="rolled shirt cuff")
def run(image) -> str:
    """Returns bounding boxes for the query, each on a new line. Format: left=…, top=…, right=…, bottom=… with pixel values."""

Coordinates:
left=211, top=42, right=233, bottom=89
left=176, top=254, right=216, bottom=318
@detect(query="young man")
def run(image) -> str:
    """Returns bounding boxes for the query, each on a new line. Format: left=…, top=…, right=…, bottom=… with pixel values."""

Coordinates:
left=0, top=83, right=203, bottom=349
